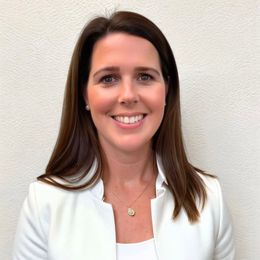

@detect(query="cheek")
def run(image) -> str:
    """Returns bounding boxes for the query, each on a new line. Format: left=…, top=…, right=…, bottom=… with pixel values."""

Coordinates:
left=148, top=87, right=166, bottom=110
left=150, top=88, right=167, bottom=127
left=87, top=88, right=115, bottom=115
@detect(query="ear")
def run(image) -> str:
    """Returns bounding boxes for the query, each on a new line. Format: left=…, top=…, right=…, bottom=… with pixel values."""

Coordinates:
left=83, top=90, right=90, bottom=111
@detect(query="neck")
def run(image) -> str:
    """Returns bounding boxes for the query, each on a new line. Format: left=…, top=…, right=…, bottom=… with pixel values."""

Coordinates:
left=102, top=146, right=156, bottom=187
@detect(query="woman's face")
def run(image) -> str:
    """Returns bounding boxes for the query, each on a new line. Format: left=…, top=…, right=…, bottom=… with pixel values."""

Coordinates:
left=85, top=33, right=167, bottom=155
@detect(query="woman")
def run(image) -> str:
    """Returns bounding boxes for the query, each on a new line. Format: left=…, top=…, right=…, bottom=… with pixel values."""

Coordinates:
left=13, top=11, right=235, bottom=260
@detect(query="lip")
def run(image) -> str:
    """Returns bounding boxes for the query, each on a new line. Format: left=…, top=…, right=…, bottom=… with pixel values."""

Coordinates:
left=111, top=112, right=147, bottom=117
left=111, top=113, right=146, bottom=129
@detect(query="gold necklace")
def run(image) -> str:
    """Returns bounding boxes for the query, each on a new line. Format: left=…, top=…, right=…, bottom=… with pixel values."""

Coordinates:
left=103, top=176, right=154, bottom=217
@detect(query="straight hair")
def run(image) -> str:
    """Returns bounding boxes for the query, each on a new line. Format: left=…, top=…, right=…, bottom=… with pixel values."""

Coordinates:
left=38, top=11, right=215, bottom=223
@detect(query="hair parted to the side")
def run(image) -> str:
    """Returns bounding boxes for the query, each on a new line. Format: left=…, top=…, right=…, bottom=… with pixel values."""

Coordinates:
left=37, top=11, right=215, bottom=223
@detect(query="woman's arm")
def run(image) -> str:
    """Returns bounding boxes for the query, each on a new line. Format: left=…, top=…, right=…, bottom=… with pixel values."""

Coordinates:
left=13, top=183, right=48, bottom=260
left=214, top=179, right=235, bottom=260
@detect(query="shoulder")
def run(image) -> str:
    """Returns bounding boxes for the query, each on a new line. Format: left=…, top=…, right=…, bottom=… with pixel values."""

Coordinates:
left=25, top=181, right=73, bottom=222
left=22, top=180, right=101, bottom=231
left=197, top=172, right=235, bottom=254
left=13, top=181, right=68, bottom=257
left=28, top=179, right=96, bottom=198
left=28, top=181, right=73, bottom=203
left=29, top=180, right=72, bottom=195
left=26, top=181, right=96, bottom=215
left=198, top=173, right=235, bottom=258
left=197, top=172, right=223, bottom=201
left=197, top=173, right=227, bottom=220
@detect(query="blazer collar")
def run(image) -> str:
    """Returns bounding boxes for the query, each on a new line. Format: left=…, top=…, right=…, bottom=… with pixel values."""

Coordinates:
left=89, top=154, right=168, bottom=200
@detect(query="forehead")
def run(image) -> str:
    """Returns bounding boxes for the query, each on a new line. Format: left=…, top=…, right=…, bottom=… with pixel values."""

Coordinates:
left=90, top=33, right=161, bottom=71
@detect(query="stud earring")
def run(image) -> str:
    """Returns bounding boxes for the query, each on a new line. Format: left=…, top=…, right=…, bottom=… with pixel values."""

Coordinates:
left=85, top=104, right=90, bottom=111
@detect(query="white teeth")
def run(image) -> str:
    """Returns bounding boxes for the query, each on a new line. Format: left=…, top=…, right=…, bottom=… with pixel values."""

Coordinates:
left=114, top=115, right=144, bottom=124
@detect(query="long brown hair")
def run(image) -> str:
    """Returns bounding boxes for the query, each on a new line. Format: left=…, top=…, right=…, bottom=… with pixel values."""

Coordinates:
left=38, top=11, right=215, bottom=222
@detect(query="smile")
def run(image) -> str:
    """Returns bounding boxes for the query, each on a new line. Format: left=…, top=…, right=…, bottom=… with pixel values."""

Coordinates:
left=112, top=114, right=145, bottom=124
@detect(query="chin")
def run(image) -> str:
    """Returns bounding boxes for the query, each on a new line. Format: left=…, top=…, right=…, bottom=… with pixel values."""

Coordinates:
left=115, top=139, right=152, bottom=154
left=98, top=133, right=154, bottom=156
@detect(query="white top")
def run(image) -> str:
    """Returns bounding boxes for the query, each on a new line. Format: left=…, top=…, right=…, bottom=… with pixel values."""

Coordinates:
left=13, top=157, right=235, bottom=259
left=117, top=239, right=158, bottom=260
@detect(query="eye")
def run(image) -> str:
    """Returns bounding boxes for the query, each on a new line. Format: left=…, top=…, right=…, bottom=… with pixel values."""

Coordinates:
left=137, top=73, right=153, bottom=81
left=100, top=74, right=119, bottom=84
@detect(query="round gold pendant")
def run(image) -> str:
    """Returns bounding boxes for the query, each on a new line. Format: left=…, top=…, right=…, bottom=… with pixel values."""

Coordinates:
left=127, top=208, right=135, bottom=216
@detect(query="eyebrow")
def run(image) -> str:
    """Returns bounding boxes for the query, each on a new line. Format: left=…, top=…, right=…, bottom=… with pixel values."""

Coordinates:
left=92, top=66, right=161, bottom=78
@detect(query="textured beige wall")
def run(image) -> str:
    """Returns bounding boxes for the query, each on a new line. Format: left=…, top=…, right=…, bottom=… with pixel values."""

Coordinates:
left=1, top=1, right=259, bottom=259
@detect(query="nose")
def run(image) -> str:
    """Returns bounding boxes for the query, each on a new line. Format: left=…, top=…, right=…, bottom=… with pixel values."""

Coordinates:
left=118, top=80, right=139, bottom=105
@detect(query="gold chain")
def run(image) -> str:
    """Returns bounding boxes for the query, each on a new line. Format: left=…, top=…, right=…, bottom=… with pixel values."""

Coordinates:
left=104, top=176, right=155, bottom=217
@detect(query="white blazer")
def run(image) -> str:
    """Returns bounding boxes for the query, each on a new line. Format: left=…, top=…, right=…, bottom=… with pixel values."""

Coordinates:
left=13, top=158, right=235, bottom=260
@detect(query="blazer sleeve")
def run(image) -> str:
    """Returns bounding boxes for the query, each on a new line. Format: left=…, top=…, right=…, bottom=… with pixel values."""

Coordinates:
left=13, top=183, right=48, bottom=260
left=213, top=179, right=236, bottom=260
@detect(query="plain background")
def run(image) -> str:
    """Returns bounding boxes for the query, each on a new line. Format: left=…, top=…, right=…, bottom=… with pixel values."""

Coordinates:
left=1, top=1, right=259, bottom=259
